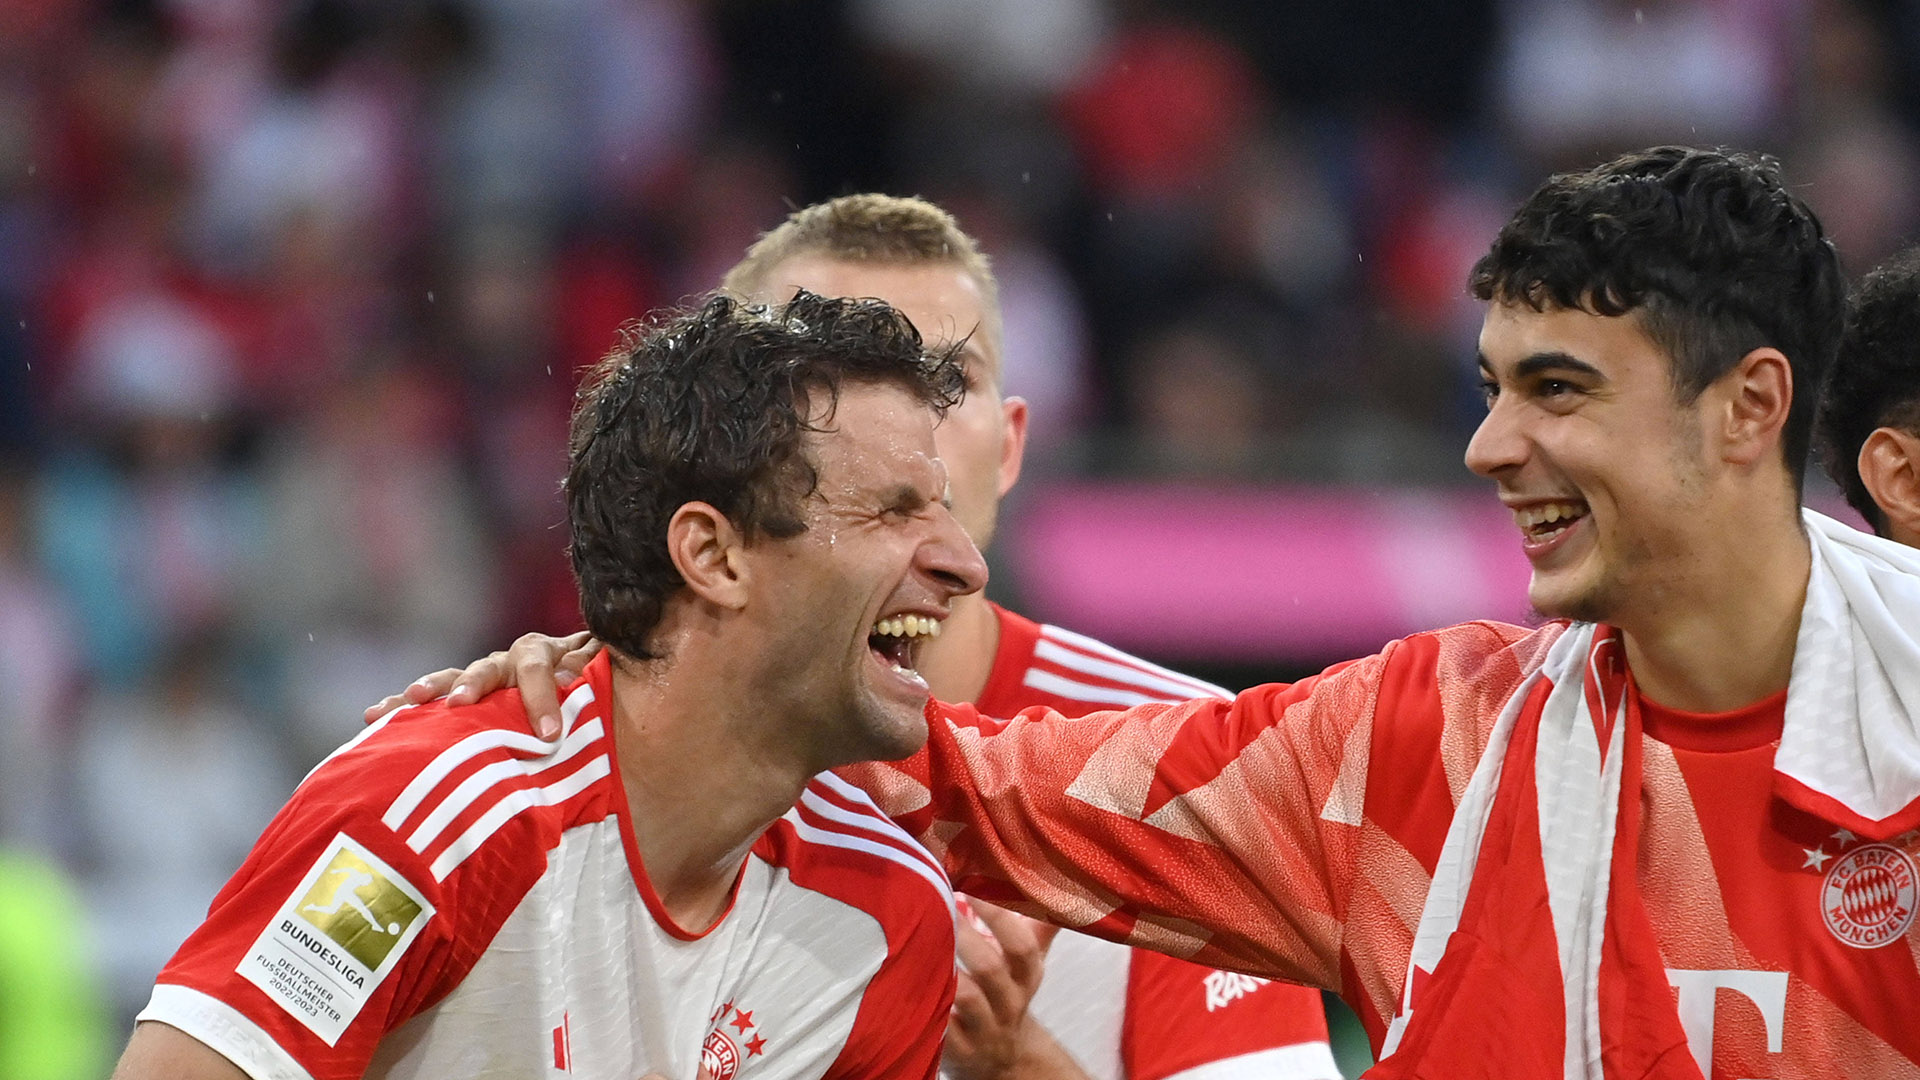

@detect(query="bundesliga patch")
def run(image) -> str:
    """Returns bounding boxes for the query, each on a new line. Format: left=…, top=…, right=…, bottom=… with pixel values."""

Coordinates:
left=237, top=833, right=434, bottom=1044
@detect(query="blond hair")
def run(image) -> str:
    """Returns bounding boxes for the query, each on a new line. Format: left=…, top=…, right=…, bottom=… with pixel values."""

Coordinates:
left=722, top=194, right=1003, bottom=366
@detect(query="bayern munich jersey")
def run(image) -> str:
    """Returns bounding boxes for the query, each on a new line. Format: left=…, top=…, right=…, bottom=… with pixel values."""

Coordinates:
left=139, top=652, right=957, bottom=1080
left=972, top=606, right=1337, bottom=1080
left=860, top=619, right=1920, bottom=1080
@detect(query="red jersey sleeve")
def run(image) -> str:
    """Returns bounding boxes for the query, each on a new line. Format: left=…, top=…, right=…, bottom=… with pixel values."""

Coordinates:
left=846, top=653, right=1389, bottom=993
left=1122, top=952, right=1333, bottom=1080
left=843, top=621, right=1546, bottom=1013
left=138, top=705, right=568, bottom=1080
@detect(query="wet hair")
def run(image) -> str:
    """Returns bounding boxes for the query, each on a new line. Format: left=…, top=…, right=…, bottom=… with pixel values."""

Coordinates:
left=721, top=194, right=1002, bottom=375
left=567, top=290, right=965, bottom=659
left=1818, top=246, right=1920, bottom=533
left=1469, top=146, right=1844, bottom=486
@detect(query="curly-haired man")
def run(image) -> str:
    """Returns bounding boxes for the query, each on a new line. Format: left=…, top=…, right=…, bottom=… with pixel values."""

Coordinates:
left=112, top=293, right=988, bottom=1080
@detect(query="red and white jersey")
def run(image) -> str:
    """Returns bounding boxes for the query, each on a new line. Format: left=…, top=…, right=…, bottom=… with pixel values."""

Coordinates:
left=973, top=606, right=1338, bottom=1080
left=859, top=619, right=1920, bottom=1079
left=138, top=652, right=956, bottom=1080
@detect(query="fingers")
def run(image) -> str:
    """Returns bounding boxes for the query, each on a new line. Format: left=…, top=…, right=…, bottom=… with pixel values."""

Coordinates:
left=948, top=969, right=992, bottom=1035
left=363, top=694, right=407, bottom=724
left=967, top=902, right=1052, bottom=1002
left=363, top=669, right=463, bottom=724
left=954, top=903, right=1038, bottom=1033
left=359, top=634, right=603, bottom=734
left=508, top=631, right=592, bottom=741
left=556, top=632, right=600, bottom=678
left=446, top=653, right=509, bottom=707
left=953, top=904, right=1000, bottom=973
left=939, top=970, right=994, bottom=1080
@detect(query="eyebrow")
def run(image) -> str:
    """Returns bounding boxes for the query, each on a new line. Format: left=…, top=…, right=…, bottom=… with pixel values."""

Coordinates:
left=1478, top=350, right=1608, bottom=381
left=878, top=482, right=930, bottom=510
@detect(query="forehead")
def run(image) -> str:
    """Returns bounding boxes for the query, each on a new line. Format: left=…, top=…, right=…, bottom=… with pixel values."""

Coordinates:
left=764, top=254, right=998, bottom=373
left=1478, top=301, right=1673, bottom=380
left=803, top=382, right=945, bottom=490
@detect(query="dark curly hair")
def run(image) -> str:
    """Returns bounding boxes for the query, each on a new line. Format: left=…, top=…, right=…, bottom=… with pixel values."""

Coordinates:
left=567, top=290, right=966, bottom=660
left=1818, top=247, right=1920, bottom=533
left=1469, top=146, right=1844, bottom=487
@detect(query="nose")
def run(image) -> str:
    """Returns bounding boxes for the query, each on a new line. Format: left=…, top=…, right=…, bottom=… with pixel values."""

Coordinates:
left=922, top=506, right=990, bottom=599
left=1463, top=396, right=1525, bottom=478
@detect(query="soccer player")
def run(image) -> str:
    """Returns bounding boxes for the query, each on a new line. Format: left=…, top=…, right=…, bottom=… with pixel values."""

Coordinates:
left=862, top=147, right=1920, bottom=1077
left=378, top=196, right=1342, bottom=1080
left=110, top=291, right=988, bottom=1079
left=420, top=148, right=1920, bottom=1076
left=1818, top=245, right=1920, bottom=547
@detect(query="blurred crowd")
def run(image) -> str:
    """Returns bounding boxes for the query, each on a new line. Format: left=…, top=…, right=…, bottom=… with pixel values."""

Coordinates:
left=4, top=0, right=1920, bottom=1050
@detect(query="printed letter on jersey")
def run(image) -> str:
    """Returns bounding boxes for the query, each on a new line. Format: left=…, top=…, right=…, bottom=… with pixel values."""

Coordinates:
left=236, top=832, right=435, bottom=1044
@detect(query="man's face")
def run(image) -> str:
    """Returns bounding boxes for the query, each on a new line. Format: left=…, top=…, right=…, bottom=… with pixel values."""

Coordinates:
left=749, top=382, right=989, bottom=764
left=1465, top=302, right=1711, bottom=627
left=753, top=255, right=1027, bottom=549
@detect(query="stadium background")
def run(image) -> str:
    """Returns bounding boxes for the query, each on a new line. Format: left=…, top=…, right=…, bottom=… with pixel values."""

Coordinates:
left=0, top=0, right=1904, bottom=1074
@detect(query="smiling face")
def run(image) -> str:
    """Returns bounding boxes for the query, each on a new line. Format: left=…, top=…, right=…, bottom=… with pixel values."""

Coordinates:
left=746, top=381, right=989, bottom=766
left=1465, top=301, right=1713, bottom=627
left=748, top=255, right=1028, bottom=550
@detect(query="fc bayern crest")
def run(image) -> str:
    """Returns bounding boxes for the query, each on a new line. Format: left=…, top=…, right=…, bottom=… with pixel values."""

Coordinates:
left=1821, top=843, right=1917, bottom=949
left=702, top=1030, right=741, bottom=1080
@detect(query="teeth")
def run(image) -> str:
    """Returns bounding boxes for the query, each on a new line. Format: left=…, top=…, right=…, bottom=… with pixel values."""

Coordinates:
left=872, top=615, right=943, bottom=638
left=1514, top=502, right=1585, bottom=530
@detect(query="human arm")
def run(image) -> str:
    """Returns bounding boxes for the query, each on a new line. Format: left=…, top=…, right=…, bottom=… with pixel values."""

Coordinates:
left=111, top=1023, right=252, bottom=1080
left=846, top=655, right=1397, bottom=991
left=849, top=621, right=1548, bottom=1047
left=361, top=631, right=598, bottom=739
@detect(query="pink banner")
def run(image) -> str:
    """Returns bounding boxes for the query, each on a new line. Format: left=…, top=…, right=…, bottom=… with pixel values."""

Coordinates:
left=1001, top=485, right=1542, bottom=663
left=1002, top=485, right=1868, bottom=664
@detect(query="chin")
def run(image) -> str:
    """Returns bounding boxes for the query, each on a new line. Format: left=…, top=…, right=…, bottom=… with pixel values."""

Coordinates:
left=865, top=718, right=930, bottom=762
left=835, top=703, right=930, bottom=765
left=1528, top=574, right=1616, bottom=626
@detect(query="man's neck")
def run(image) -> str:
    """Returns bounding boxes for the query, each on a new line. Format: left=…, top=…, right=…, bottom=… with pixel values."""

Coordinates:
left=916, top=591, right=1001, bottom=705
left=1621, top=510, right=1811, bottom=713
left=606, top=656, right=814, bottom=931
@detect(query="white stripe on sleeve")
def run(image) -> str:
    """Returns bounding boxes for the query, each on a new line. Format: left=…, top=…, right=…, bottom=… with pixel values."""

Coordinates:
left=1034, top=634, right=1229, bottom=702
left=781, top=807, right=954, bottom=912
left=404, top=719, right=605, bottom=852
left=382, top=682, right=597, bottom=831
left=139, top=984, right=317, bottom=1080
left=428, top=753, right=612, bottom=881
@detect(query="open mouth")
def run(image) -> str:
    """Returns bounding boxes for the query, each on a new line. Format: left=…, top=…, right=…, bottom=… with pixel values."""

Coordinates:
left=1513, top=500, right=1589, bottom=546
left=868, top=614, right=941, bottom=680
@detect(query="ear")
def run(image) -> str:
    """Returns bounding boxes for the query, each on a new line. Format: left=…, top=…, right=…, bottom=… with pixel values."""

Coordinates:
left=665, top=502, right=751, bottom=611
left=1716, top=347, right=1793, bottom=469
left=1859, top=427, right=1920, bottom=545
left=996, top=395, right=1030, bottom=499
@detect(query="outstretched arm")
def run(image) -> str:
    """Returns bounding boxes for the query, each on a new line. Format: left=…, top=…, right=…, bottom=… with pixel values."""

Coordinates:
left=362, top=631, right=600, bottom=739
left=848, top=656, right=1392, bottom=992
